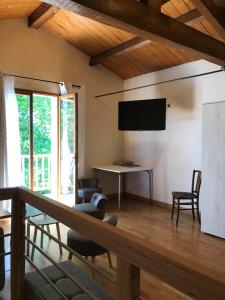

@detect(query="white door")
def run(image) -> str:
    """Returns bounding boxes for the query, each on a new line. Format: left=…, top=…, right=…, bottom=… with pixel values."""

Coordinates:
left=202, top=101, right=225, bottom=238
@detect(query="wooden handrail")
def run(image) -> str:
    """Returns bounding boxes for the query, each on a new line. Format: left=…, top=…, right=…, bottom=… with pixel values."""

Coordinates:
left=1, top=187, right=225, bottom=299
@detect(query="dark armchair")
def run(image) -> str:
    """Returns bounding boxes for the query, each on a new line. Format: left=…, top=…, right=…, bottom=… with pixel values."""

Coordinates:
left=77, top=178, right=102, bottom=203
left=73, top=192, right=107, bottom=220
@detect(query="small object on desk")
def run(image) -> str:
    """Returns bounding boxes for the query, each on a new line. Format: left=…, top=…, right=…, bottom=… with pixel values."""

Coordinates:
left=114, top=160, right=140, bottom=167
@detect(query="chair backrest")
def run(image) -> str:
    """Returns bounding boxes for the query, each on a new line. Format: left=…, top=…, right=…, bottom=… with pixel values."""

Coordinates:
left=90, top=193, right=107, bottom=209
left=78, top=178, right=99, bottom=188
left=103, top=215, right=118, bottom=227
left=192, top=170, right=202, bottom=196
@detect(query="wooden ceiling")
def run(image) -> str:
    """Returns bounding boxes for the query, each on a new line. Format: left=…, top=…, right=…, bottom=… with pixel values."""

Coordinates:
left=0, top=0, right=225, bottom=79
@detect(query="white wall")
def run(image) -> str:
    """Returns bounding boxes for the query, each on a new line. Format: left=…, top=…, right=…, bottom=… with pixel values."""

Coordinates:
left=0, top=19, right=124, bottom=194
left=124, top=60, right=225, bottom=204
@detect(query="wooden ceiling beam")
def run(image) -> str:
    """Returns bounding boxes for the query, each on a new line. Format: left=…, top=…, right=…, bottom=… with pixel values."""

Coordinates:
left=176, top=9, right=203, bottom=25
left=139, top=0, right=169, bottom=5
left=42, top=0, right=225, bottom=65
left=28, top=3, right=59, bottom=29
left=89, top=37, right=147, bottom=66
left=191, top=0, right=225, bottom=40
left=89, top=9, right=203, bottom=66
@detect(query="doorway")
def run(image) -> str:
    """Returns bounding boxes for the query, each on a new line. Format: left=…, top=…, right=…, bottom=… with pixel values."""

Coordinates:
left=16, top=90, right=78, bottom=205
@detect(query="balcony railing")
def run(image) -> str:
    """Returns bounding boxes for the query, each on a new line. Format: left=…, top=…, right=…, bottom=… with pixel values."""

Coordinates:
left=21, top=154, right=51, bottom=191
left=1, top=187, right=225, bottom=299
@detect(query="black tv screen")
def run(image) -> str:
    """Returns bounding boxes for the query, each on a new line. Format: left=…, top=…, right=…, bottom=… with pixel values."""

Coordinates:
left=118, top=98, right=166, bottom=131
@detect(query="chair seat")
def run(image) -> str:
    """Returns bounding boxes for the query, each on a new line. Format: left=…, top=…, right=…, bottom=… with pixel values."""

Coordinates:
left=26, top=205, right=43, bottom=218
left=32, top=214, right=58, bottom=225
left=73, top=203, right=105, bottom=220
left=172, top=191, right=196, bottom=199
left=67, top=229, right=106, bottom=257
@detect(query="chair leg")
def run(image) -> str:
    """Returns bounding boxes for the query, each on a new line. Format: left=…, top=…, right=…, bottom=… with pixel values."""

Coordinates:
left=176, top=199, right=180, bottom=226
left=68, top=252, right=73, bottom=260
left=40, top=225, right=44, bottom=249
left=46, top=225, right=51, bottom=240
left=171, top=197, right=175, bottom=219
left=191, top=200, right=195, bottom=221
left=56, top=223, right=63, bottom=255
left=31, top=227, right=38, bottom=261
left=26, top=221, right=30, bottom=256
left=107, top=251, right=113, bottom=269
left=197, top=201, right=201, bottom=226
left=91, top=256, right=96, bottom=278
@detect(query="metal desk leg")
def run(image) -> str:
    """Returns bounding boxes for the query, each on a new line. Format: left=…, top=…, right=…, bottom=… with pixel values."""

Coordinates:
left=118, top=173, right=122, bottom=210
left=145, top=170, right=153, bottom=204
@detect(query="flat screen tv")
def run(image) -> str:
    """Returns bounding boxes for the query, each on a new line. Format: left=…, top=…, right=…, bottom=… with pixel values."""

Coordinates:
left=118, top=98, right=166, bottom=131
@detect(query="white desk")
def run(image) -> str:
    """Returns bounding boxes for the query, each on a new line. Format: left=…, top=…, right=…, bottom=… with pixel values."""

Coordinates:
left=93, top=165, right=153, bottom=210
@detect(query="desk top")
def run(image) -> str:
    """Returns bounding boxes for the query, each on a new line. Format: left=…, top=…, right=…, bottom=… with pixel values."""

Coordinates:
left=93, top=165, right=152, bottom=174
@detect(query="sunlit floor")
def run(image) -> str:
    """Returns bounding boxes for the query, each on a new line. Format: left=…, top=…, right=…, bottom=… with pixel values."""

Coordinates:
left=1, top=196, right=225, bottom=299
left=44, top=192, right=75, bottom=207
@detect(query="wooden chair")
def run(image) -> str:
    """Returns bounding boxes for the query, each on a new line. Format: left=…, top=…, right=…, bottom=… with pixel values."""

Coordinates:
left=31, top=214, right=62, bottom=261
left=26, top=205, right=43, bottom=256
left=171, top=170, right=202, bottom=226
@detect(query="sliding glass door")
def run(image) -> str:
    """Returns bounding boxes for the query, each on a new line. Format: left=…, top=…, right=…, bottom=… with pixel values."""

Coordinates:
left=16, top=90, right=78, bottom=204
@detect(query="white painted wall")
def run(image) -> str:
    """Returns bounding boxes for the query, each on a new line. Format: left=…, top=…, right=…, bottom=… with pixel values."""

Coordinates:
left=0, top=19, right=124, bottom=194
left=124, top=60, right=225, bottom=204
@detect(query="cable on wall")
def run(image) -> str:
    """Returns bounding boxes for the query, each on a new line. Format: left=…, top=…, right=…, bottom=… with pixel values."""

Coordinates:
left=95, top=67, right=225, bottom=99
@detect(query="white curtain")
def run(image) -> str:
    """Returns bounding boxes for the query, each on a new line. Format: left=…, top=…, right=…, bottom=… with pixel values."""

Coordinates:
left=0, top=73, right=22, bottom=214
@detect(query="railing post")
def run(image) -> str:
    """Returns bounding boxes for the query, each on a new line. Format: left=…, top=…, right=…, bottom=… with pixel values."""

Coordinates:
left=11, top=191, right=25, bottom=300
left=117, top=256, right=140, bottom=300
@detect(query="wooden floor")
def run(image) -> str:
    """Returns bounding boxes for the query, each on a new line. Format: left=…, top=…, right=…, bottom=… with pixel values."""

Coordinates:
left=1, top=197, right=225, bottom=299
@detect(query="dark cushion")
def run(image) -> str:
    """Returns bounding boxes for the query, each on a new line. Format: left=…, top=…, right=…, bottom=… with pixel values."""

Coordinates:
left=77, top=187, right=102, bottom=200
left=0, top=227, right=5, bottom=291
left=67, top=229, right=106, bottom=257
left=25, top=260, right=114, bottom=300
left=172, top=191, right=196, bottom=199
left=73, top=203, right=105, bottom=220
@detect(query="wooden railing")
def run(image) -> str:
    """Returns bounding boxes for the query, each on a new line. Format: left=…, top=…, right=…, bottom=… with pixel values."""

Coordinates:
left=1, top=187, right=225, bottom=300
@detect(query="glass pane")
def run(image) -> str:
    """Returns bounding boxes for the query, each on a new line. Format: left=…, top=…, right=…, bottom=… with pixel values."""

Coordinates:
left=33, top=94, right=58, bottom=197
left=60, top=98, right=75, bottom=198
left=16, top=94, right=30, bottom=188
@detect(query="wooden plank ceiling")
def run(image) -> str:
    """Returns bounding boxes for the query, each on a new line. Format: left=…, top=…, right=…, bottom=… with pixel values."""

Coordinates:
left=0, top=0, right=224, bottom=79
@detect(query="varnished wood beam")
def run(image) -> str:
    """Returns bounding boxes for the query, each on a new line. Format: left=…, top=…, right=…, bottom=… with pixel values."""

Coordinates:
left=89, top=9, right=203, bottom=66
left=89, top=37, right=147, bottom=66
left=28, top=3, right=59, bottom=29
left=176, top=9, right=203, bottom=25
left=42, top=0, right=225, bottom=65
left=191, top=0, right=225, bottom=40
left=140, top=0, right=169, bottom=5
